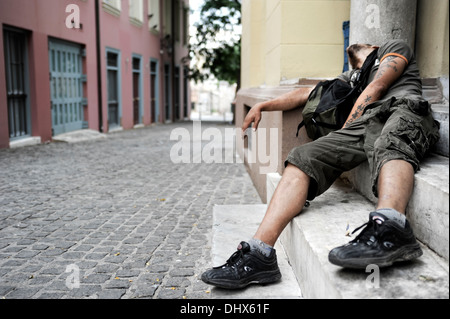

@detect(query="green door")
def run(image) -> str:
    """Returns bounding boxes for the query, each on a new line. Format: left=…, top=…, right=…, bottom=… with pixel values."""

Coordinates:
left=49, top=39, right=84, bottom=136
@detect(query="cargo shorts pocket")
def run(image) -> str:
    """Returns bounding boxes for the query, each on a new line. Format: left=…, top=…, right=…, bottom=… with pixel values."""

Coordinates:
left=387, top=116, right=439, bottom=163
left=405, top=99, right=432, bottom=116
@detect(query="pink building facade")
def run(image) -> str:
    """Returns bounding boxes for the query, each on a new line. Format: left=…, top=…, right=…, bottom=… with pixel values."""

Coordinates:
left=0, top=0, right=191, bottom=149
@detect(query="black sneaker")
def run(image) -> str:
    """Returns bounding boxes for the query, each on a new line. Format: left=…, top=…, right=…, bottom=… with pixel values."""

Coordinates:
left=201, top=241, right=282, bottom=289
left=328, top=212, right=423, bottom=269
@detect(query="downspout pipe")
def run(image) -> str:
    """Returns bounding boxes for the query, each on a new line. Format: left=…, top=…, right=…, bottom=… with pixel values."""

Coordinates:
left=171, top=0, right=176, bottom=122
left=95, top=0, right=104, bottom=132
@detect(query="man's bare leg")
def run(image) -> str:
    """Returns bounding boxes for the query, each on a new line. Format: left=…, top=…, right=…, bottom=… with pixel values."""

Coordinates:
left=200, top=166, right=308, bottom=288
left=253, top=159, right=414, bottom=247
left=376, top=159, right=415, bottom=214
left=253, top=164, right=310, bottom=247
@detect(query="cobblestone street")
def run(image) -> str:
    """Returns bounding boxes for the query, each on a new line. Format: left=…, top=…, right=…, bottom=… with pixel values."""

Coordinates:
left=0, top=122, right=262, bottom=299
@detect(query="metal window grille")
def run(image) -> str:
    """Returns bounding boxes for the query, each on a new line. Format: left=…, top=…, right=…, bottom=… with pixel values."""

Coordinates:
left=3, top=28, right=29, bottom=139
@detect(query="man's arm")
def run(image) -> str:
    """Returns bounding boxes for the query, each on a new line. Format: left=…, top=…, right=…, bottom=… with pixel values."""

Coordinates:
left=343, top=55, right=407, bottom=128
left=242, top=86, right=314, bottom=132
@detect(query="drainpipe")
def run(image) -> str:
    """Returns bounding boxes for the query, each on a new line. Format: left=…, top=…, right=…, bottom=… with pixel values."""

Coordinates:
left=95, top=0, right=104, bottom=132
left=171, top=0, right=176, bottom=122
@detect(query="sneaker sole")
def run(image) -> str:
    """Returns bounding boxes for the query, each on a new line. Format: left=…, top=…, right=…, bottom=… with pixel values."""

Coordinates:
left=328, top=243, right=423, bottom=269
left=201, top=269, right=282, bottom=290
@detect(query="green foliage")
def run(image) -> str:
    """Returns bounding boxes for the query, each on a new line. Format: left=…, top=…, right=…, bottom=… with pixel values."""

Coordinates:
left=190, top=0, right=241, bottom=85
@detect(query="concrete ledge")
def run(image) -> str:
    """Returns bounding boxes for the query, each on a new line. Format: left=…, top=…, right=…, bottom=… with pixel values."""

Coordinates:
left=235, top=85, right=313, bottom=202
left=53, top=129, right=107, bottom=144
left=209, top=204, right=302, bottom=299
left=431, top=104, right=449, bottom=157
left=276, top=179, right=449, bottom=299
left=266, top=173, right=282, bottom=203
left=9, top=136, right=41, bottom=148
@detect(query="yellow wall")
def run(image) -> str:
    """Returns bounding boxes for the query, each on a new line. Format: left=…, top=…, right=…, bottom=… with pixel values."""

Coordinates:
left=242, top=0, right=449, bottom=89
left=241, top=0, right=267, bottom=88
left=242, top=0, right=351, bottom=88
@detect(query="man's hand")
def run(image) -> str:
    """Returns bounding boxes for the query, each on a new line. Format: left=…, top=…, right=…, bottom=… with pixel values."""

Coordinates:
left=242, top=103, right=263, bottom=134
left=240, top=86, right=314, bottom=135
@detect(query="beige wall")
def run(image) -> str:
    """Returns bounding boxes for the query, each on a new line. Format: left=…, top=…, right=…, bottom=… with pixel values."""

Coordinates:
left=242, top=0, right=449, bottom=89
left=241, top=0, right=351, bottom=88
left=241, top=0, right=267, bottom=88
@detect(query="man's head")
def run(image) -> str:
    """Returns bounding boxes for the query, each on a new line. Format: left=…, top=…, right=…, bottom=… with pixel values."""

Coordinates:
left=347, top=44, right=378, bottom=69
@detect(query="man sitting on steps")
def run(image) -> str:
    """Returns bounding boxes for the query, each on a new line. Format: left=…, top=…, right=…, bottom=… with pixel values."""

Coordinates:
left=201, top=40, right=440, bottom=289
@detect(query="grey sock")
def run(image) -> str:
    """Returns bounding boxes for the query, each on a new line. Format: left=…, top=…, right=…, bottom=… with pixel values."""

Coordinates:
left=375, top=208, right=406, bottom=228
left=248, top=238, right=273, bottom=257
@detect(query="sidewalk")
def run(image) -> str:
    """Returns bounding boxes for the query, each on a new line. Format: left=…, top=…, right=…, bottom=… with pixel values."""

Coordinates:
left=0, top=122, right=262, bottom=299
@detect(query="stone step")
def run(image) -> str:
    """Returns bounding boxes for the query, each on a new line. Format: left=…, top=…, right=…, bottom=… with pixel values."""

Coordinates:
left=341, top=154, right=449, bottom=260
left=265, top=176, right=449, bottom=298
left=431, top=104, right=449, bottom=157
left=53, top=129, right=107, bottom=144
left=209, top=205, right=302, bottom=299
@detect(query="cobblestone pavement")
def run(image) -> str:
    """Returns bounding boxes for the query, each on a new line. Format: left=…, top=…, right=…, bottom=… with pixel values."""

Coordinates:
left=0, top=122, right=262, bottom=299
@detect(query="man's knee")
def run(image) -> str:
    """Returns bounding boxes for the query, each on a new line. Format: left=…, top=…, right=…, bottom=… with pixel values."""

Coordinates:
left=283, top=163, right=310, bottom=183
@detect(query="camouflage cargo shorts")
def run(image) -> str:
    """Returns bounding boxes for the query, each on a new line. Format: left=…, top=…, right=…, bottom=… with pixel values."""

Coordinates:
left=285, top=97, right=441, bottom=200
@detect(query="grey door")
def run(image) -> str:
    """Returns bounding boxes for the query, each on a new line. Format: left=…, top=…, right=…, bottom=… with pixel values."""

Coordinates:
left=49, top=39, right=84, bottom=135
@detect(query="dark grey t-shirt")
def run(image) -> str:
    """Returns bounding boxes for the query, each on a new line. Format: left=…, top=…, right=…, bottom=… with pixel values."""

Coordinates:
left=338, top=40, right=423, bottom=102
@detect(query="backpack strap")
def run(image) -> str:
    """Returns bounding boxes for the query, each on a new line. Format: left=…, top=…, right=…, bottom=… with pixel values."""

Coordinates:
left=296, top=83, right=324, bottom=137
left=296, top=121, right=305, bottom=137
left=354, top=48, right=379, bottom=91
left=295, top=115, right=340, bottom=138
left=311, top=118, right=340, bottom=130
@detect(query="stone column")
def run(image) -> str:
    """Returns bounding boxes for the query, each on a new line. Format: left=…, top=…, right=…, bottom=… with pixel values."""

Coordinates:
left=349, top=0, right=417, bottom=48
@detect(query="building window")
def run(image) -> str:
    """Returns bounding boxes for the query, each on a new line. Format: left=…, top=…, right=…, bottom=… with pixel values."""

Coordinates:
left=174, top=0, right=180, bottom=42
left=103, top=0, right=121, bottom=16
left=3, top=27, right=30, bottom=139
left=163, top=0, right=172, bottom=36
left=132, top=55, right=142, bottom=125
left=150, top=59, right=159, bottom=122
left=148, top=0, right=160, bottom=32
left=106, top=49, right=121, bottom=128
left=164, top=63, right=171, bottom=122
left=183, top=6, right=189, bottom=46
left=183, top=66, right=189, bottom=119
left=129, top=0, right=144, bottom=27
left=174, top=65, right=180, bottom=120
